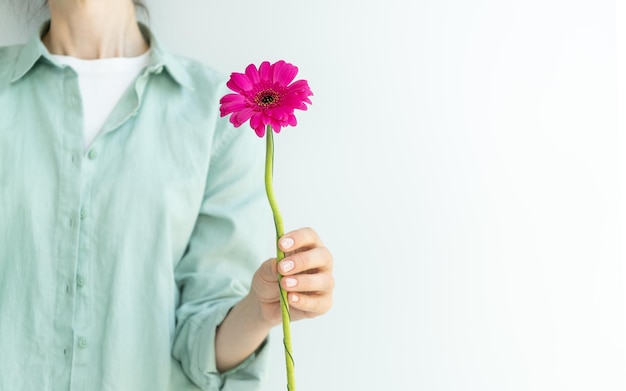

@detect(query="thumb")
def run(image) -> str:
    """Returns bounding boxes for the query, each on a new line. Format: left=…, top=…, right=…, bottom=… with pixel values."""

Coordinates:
left=255, top=258, right=279, bottom=285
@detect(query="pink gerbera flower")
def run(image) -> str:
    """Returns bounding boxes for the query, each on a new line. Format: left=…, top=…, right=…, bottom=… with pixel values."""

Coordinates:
left=219, top=60, right=313, bottom=137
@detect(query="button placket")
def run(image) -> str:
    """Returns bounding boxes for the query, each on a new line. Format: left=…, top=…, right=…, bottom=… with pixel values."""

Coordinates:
left=49, top=67, right=85, bottom=389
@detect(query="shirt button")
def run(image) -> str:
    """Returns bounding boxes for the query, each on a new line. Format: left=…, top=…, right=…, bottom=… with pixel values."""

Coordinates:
left=88, top=149, right=97, bottom=160
left=80, top=208, right=87, bottom=220
left=77, top=337, right=87, bottom=349
left=77, top=275, right=86, bottom=287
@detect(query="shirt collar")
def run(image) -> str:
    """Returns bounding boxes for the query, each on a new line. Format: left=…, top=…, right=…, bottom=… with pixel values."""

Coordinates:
left=10, top=22, right=52, bottom=83
left=11, top=21, right=195, bottom=91
left=138, top=23, right=195, bottom=90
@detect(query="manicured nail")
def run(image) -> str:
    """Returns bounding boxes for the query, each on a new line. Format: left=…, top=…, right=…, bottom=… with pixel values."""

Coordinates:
left=284, top=278, right=297, bottom=288
left=291, top=294, right=299, bottom=303
left=280, top=237, right=294, bottom=250
left=280, top=260, right=295, bottom=273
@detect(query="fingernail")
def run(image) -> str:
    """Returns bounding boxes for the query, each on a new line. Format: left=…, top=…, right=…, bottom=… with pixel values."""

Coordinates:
left=291, top=294, right=299, bottom=303
left=280, top=237, right=294, bottom=250
left=280, top=260, right=295, bottom=273
left=284, top=277, right=297, bottom=288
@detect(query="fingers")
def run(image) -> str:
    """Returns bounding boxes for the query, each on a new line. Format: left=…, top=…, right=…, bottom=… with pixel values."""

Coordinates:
left=288, top=291, right=333, bottom=318
left=278, top=227, right=323, bottom=254
left=280, top=270, right=335, bottom=294
left=278, top=246, right=333, bottom=276
left=250, top=258, right=280, bottom=304
left=272, top=227, right=335, bottom=319
left=278, top=245, right=334, bottom=318
left=257, top=258, right=279, bottom=284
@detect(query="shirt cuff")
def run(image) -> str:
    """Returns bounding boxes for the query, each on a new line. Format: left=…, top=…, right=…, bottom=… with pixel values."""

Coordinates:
left=190, top=301, right=269, bottom=391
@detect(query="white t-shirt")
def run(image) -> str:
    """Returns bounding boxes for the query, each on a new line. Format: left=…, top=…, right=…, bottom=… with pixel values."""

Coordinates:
left=53, top=51, right=151, bottom=151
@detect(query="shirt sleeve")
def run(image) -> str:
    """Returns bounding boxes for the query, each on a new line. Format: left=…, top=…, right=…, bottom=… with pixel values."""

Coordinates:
left=171, top=110, right=272, bottom=391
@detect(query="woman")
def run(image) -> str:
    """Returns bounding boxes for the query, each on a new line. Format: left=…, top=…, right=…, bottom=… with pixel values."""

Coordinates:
left=0, top=0, right=334, bottom=390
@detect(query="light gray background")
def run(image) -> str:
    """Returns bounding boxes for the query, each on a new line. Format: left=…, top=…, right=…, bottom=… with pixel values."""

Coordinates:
left=2, top=1, right=625, bottom=390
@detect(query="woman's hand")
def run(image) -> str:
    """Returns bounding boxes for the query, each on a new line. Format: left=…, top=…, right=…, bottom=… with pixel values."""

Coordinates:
left=216, top=227, right=334, bottom=371
left=251, top=227, right=335, bottom=326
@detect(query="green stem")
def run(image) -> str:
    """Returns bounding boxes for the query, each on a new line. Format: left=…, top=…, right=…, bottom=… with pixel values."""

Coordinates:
left=264, top=125, right=296, bottom=391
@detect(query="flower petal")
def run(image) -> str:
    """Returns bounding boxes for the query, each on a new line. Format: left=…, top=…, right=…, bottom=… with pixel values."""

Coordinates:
left=281, top=94, right=311, bottom=111
left=250, top=113, right=267, bottom=137
left=287, top=79, right=313, bottom=96
left=287, top=113, right=298, bottom=127
left=244, top=63, right=260, bottom=85
left=254, top=126, right=266, bottom=137
left=219, top=94, right=247, bottom=116
left=231, top=107, right=255, bottom=127
left=228, top=72, right=253, bottom=93
left=270, top=120, right=282, bottom=134
left=268, top=107, right=293, bottom=122
left=273, top=60, right=298, bottom=87
left=259, top=61, right=272, bottom=83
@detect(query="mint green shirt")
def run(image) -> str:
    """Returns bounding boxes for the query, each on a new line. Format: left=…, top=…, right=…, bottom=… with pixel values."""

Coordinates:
left=0, top=24, right=270, bottom=391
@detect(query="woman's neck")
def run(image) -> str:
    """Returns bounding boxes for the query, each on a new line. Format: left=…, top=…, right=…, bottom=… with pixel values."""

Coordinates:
left=42, top=0, right=149, bottom=59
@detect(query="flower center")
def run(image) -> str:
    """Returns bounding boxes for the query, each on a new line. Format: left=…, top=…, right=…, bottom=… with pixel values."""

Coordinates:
left=255, top=89, right=280, bottom=107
